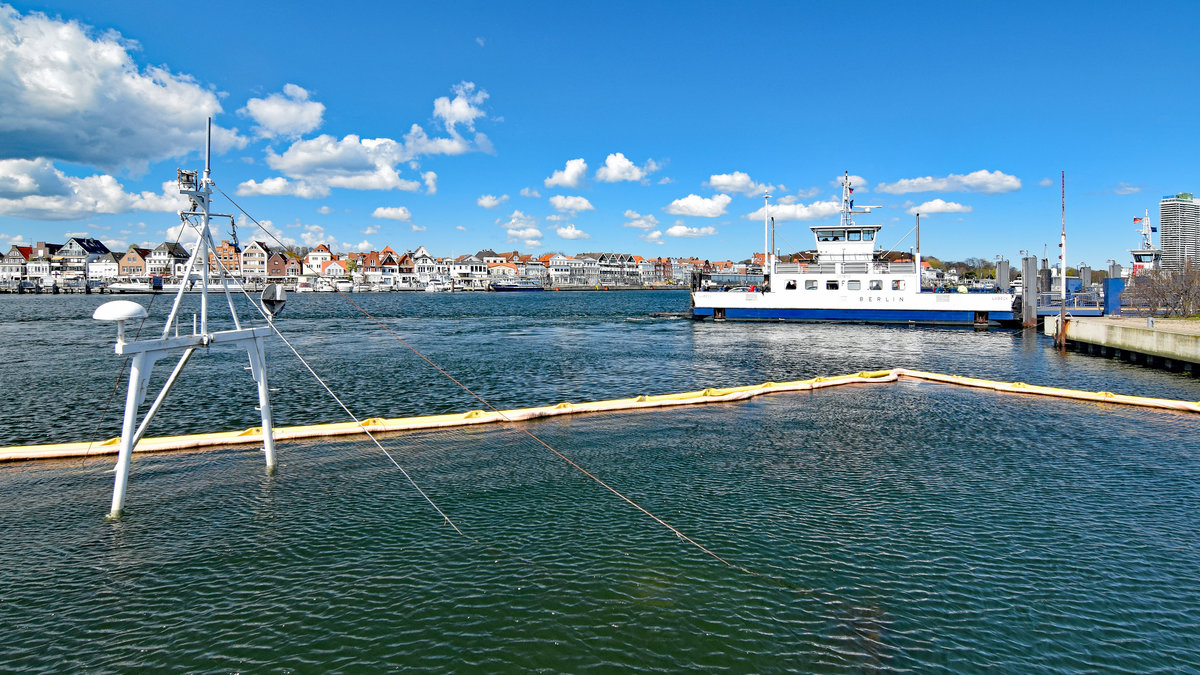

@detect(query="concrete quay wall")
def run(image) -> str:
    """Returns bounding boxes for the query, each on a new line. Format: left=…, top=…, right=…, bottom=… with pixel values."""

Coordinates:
left=1045, top=316, right=1200, bottom=370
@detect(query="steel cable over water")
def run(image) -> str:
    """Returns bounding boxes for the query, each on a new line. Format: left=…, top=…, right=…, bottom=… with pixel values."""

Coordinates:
left=213, top=184, right=753, bottom=574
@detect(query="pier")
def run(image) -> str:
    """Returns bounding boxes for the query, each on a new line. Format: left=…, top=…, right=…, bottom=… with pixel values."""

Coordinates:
left=1045, top=315, right=1200, bottom=372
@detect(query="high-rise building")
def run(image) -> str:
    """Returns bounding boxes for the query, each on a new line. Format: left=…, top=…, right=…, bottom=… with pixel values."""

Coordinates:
left=1160, top=192, right=1199, bottom=272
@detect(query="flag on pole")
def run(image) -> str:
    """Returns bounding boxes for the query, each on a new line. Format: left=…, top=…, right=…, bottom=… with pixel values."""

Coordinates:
left=848, top=187, right=854, bottom=194
left=1134, top=217, right=1144, bottom=223
left=1151, top=227, right=1158, bottom=232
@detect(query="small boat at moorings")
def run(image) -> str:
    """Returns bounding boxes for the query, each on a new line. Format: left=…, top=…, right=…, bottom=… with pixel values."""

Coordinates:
left=488, top=279, right=545, bottom=292
left=690, top=172, right=1019, bottom=327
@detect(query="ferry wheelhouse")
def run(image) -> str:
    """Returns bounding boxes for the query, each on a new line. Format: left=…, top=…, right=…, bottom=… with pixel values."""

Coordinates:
left=1129, top=209, right=1161, bottom=276
left=690, top=173, right=1019, bottom=326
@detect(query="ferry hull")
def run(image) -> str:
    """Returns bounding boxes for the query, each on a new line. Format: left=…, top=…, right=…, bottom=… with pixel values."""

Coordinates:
left=691, top=305, right=1016, bottom=325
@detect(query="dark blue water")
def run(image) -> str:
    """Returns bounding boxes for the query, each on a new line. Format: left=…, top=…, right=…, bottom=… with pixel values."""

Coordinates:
left=2, top=291, right=1198, bottom=671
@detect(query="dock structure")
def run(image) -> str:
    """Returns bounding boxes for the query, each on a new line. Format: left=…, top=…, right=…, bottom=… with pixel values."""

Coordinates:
left=1046, top=316, right=1200, bottom=372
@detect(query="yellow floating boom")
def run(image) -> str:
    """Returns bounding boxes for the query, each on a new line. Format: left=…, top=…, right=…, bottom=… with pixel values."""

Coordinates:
left=2, top=368, right=1197, bottom=463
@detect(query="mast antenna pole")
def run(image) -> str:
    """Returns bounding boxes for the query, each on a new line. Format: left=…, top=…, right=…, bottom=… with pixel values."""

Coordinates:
left=763, top=192, right=771, bottom=279
left=1057, top=170, right=1067, bottom=348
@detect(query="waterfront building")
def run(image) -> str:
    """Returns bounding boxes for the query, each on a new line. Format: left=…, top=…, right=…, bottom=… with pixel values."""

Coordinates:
left=118, top=247, right=152, bottom=278
left=88, top=252, right=121, bottom=281
left=539, top=253, right=571, bottom=286
left=208, top=239, right=241, bottom=277
left=266, top=252, right=290, bottom=281
left=391, top=250, right=416, bottom=286
left=147, top=241, right=188, bottom=276
left=487, top=262, right=519, bottom=280
left=451, top=254, right=488, bottom=290
left=303, top=244, right=333, bottom=276
left=1, top=245, right=32, bottom=281
left=239, top=241, right=270, bottom=281
left=59, top=238, right=111, bottom=278
left=321, top=259, right=349, bottom=279
left=1160, top=192, right=1199, bottom=272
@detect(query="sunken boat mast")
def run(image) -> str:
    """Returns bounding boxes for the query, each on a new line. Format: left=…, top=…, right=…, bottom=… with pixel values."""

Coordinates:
left=92, top=119, right=283, bottom=518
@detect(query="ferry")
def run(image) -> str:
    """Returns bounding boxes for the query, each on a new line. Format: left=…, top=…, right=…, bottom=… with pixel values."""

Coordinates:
left=690, top=173, right=1019, bottom=326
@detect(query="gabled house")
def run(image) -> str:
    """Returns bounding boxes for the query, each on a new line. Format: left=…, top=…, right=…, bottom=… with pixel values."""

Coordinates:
left=1, top=245, right=32, bottom=280
left=451, top=254, right=487, bottom=289
left=118, top=247, right=152, bottom=278
left=59, top=237, right=111, bottom=278
left=321, top=259, right=348, bottom=278
left=266, top=252, right=290, bottom=280
left=303, top=244, right=333, bottom=275
left=487, top=262, right=519, bottom=278
left=147, top=241, right=189, bottom=276
left=240, top=241, right=270, bottom=280
left=88, top=252, right=121, bottom=281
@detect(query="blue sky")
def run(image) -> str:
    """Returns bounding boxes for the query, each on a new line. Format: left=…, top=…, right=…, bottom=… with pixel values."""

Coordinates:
left=1, top=1, right=1197, bottom=267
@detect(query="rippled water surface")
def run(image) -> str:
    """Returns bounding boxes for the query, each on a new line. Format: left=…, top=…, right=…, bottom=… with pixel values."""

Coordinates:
left=2, top=291, right=1199, bottom=671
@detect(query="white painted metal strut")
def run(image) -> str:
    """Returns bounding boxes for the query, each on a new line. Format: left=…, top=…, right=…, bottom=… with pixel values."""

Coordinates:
left=103, top=119, right=277, bottom=518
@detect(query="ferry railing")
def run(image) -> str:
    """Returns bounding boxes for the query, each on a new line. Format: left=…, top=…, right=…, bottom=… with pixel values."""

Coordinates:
left=1036, top=291, right=1103, bottom=311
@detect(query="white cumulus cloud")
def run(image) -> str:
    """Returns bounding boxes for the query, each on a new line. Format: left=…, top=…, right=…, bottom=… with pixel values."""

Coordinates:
left=746, top=200, right=842, bottom=222
left=0, top=6, right=245, bottom=172
left=664, top=193, right=731, bottom=218
left=411, top=224, right=427, bottom=232
left=477, top=194, right=509, bottom=209
left=433, top=81, right=488, bottom=134
left=907, top=199, right=972, bottom=215
left=877, top=170, right=1020, bottom=194
left=666, top=222, right=717, bottom=237
left=622, top=209, right=659, bottom=230
left=241, top=83, right=488, bottom=198
left=545, top=158, right=587, bottom=188
left=640, top=230, right=663, bottom=245
left=833, top=175, right=869, bottom=191
left=0, top=158, right=187, bottom=219
left=549, top=195, right=594, bottom=214
left=240, top=83, right=325, bottom=138
left=706, top=171, right=775, bottom=196
left=595, top=153, right=658, bottom=183
left=372, top=206, right=412, bottom=221
left=556, top=224, right=590, bottom=240
left=520, top=187, right=540, bottom=198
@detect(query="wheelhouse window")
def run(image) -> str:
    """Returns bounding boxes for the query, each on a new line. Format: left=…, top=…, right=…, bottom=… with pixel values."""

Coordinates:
left=863, top=231, right=875, bottom=241
left=847, top=280, right=861, bottom=290
left=826, top=280, right=839, bottom=290
left=816, top=230, right=846, bottom=242
left=805, top=280, right=818, bottom=290
left=892, top=280, right=905, bottom=291
left=869, top=280, right=883, bottom=291
left=848, top=231, right=861, bottom=241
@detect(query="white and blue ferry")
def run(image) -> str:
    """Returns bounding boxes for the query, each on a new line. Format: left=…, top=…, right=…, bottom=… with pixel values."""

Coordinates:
left=690, top=174, right=1019, bottom=326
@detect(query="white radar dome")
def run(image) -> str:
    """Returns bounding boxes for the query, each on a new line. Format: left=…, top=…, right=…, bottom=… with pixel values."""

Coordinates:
left=93, top=300, right=149, bottom=322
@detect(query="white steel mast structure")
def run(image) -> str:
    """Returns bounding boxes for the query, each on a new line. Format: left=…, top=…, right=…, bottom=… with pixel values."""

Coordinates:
left=93, top=120, right=279, bottom=518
